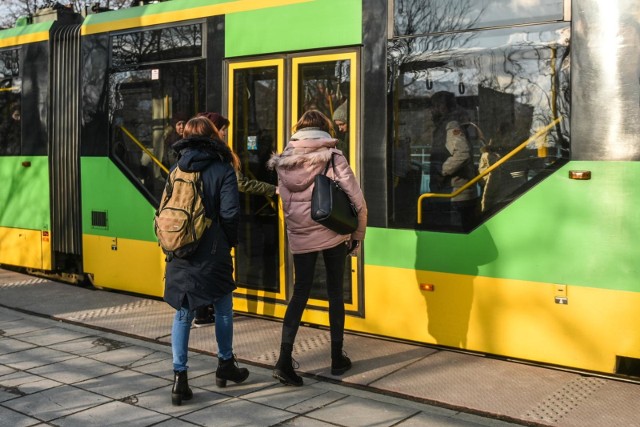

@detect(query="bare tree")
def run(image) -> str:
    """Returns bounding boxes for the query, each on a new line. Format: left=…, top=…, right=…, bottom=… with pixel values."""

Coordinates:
left=0, top=0, right=135, bottom=29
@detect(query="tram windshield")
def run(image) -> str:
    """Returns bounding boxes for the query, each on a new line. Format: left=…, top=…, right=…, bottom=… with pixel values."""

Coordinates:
left=388, top=21, right=570, bottom=232
left=0, top=48, right=21, bottom=156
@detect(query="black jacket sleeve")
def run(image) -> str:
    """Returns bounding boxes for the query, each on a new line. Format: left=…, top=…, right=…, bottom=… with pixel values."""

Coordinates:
left=218, top=164, right=240, bottom=247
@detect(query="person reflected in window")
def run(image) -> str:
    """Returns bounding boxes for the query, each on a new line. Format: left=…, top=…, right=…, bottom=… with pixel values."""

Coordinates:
left=428, top=91, right=478, bottom=231
left=267, top=110, right=367, bottom=386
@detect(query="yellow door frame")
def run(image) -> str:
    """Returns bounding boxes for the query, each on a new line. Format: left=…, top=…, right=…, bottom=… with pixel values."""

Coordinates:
left=227, top=58, right=288, bottom=302
left=291, top=51, right=361, bottom=314
left=228, top=50, right=363, bottom=318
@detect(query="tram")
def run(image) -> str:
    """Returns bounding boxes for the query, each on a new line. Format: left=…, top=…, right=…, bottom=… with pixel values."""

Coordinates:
left=1, top=0, right=639, bottom=378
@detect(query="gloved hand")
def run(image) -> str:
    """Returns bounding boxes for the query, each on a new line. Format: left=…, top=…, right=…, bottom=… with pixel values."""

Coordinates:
left=347, top=240, right=360, bottom=256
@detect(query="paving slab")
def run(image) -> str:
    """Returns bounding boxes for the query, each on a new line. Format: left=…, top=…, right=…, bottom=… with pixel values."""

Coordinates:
left=182, top=396, right=296, bottom=427
left=0, top=404, right=42, bottom=427
left=3, top=268, right=640, bottom=427
left=50, top=400, right=170, bottom=426
left=2, top=384, right=110, bottom=422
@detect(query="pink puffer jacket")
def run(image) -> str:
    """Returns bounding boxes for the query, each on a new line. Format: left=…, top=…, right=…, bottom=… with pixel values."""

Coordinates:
left=267, top=128, right=367, bottom=254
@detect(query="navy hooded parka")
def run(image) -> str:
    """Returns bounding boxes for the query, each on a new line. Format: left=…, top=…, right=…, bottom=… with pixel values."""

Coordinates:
left=163, top=136, right=240, bottom=311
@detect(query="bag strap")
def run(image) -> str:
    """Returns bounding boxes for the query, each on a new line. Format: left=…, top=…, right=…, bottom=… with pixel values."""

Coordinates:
left=322, top=152, right=336, bottom=176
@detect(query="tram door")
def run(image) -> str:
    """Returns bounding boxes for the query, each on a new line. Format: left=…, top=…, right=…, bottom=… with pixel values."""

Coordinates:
left=228, top=59, right=286, bottom=312
left=228, top=51, right=362, bottom=320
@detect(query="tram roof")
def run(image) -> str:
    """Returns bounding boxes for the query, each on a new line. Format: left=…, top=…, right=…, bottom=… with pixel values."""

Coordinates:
left=81, top=0, right=313, bottom=36
left=0, top=21, right=53, bottom=48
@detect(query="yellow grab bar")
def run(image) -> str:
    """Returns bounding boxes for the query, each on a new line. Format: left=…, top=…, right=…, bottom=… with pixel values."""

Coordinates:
left=119, top=125, right=169, bottom=174
left=417, top=117, right=562, bottom=224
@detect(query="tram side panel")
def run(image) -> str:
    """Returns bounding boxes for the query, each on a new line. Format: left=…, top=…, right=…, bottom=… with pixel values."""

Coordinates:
left=0, top=36, right=52, bottom=271
left=358, top=160, right=640, bottom=375
left=338, top=0, right=640, bottom=377
left=79, top=32, right=165, bottom=296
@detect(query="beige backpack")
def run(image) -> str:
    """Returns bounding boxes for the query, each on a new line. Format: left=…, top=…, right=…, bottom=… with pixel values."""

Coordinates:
left=154, top=167, right=212, bottom=259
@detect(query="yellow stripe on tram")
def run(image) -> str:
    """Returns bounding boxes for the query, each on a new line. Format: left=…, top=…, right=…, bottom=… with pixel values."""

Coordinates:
left=82, top=0, right=314, bottom=35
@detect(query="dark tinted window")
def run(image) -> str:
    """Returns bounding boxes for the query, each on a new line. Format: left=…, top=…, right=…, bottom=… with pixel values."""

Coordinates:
left=388, top=23, right=570, bottom=231
left=109, top=61, right=206, bottom=201
left=111, top=24, right=203, bottom=67
left=394, top=0, right=565, bottom=37
left=231, top=66, right=280, bottom=292
left=0, top=48, right=21, bottom=156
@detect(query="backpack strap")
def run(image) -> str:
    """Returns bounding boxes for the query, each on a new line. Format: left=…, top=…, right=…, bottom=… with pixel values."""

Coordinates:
left=156, top=169, right=175, bottom=215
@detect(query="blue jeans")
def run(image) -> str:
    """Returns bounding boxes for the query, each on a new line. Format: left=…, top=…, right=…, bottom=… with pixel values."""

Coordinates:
left=171, top=292, right=234, bottom=371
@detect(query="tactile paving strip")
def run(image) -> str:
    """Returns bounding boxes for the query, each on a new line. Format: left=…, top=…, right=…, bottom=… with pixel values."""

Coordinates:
left=67, top=299, right=162, bottom=321
left=523, top=376, right=608, bottom=423
left=295, top=332, right=331, bottom=353
left=255, top=331, right=331, bottom=363
left=0, top=278, right=49, bottom=288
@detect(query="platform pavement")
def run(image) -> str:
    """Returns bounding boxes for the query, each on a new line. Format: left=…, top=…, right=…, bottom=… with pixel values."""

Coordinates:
left=1, top=268, right=639, bottom=427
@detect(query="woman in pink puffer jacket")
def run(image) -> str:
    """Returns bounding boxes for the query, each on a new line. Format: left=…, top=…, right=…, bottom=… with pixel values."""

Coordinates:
left=267, top=110, right=367, bottom=386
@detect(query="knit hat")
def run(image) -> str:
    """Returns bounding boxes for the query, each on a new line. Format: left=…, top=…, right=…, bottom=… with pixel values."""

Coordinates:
left=332, top=102, right=348, bottom=123
left=197, top=112, right=230, bottom=131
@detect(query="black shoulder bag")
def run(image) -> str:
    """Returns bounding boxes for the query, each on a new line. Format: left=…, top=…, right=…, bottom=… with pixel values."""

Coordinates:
left=311, top=154, right=358, bottom=234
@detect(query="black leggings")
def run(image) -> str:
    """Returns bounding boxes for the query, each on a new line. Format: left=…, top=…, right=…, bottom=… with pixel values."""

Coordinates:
left=281, top=242, right=348, bottom=344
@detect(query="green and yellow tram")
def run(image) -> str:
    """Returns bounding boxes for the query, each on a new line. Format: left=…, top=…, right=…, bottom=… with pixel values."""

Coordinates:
left=1, top=0, right=639, bottom=377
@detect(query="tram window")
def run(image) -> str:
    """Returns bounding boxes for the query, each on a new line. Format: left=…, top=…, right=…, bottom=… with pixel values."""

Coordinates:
left=393, top=0, right=565, bottom=37
left=0, top=49, right=21, bottom=156
left=296, top=59, right=353, bottom=302
left=388, top=22, right=570, bottom=231
left=108, top=60, right=205, bottom=201
left=297, top=60, right=351, bottom=161
left=111, top=24, right=202, bottom=67
left=231, top=66, right=280, bottom=292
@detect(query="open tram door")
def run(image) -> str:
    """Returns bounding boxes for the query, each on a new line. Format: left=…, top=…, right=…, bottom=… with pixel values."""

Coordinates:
left=228, top=51, right=364, bottom=324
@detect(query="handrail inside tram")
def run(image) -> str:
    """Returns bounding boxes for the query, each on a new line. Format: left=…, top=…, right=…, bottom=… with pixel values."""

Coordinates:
left=119, top=125, right=169, bottom=174
left=416, top=117, right=562, bottom=224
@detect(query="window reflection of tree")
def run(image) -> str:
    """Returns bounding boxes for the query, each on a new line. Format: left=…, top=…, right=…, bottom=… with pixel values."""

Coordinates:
left=388, top=0, right=483, bottom=228
left=299, top=61, right=350, bottom=121
left=108, top=25, right=204, bottom=202
left=389, top=11, right=570, bottom=228
left=0, top=49, right=20, bottom=76
left=0, top=49, right=21, bottom=156
left=112, top=25, right=202, bottom=67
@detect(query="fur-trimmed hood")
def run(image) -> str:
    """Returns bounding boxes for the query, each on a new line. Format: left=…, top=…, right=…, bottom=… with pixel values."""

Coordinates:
left=266, top=128, right=366, bottom=253
left=267, top=128, right=338, bottom=192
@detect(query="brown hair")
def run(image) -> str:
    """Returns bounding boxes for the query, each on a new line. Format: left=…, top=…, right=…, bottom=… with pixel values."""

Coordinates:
left=183, top=116, right=220, bottom=139
left=197, top=112, right=230, bottom=131
left=292, top=109, right=334, bottom=134
left=182, top=117, right=240, bottom=170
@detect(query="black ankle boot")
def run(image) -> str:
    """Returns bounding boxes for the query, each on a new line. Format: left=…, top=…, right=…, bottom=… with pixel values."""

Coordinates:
left=171, top=370, right=193, bottom=406
left=216, top=356, right=249, bottom=387
left=273, top=343, right=303, bottom=386
left=331, top=341, right=352, bottom=376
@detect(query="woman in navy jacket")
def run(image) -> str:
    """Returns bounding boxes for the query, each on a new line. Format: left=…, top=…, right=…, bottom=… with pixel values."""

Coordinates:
left=163, top=116, right=249, bottom=405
